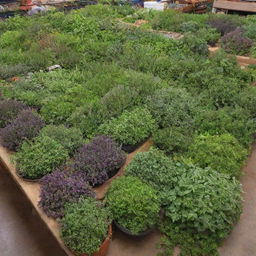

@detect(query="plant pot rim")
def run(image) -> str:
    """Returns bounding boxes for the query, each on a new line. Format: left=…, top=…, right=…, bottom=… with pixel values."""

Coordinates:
left=113, top=220, right=154, bottom=237
left=16, top=170, right=41, bottom=182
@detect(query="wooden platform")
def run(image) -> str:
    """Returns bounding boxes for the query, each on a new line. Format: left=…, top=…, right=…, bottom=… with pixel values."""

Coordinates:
left=213, top=0, right=256, bottom=12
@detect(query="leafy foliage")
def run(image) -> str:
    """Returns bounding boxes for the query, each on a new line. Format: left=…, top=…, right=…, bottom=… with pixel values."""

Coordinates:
left=61, top=198, right=111, bottom=254
left=15, top=136, right=69, bottom=179
left=39, top=169, right=94, bottom=219
left=39, top=125, right=84, bottom=155
left=221, top=28, right=253, bottom=55
left=146, top=87, right=196, bottom=129
left=72, top=135, right=126, bottom=186
left=98, top=107, right=156, bottom=148
left=153, top=127, right=193, bottom=154
left=186, top=133, right=247, bottom=178
left=0, top=109, right=45, bottom=151
left=0, top=99, right=27, bottom=128
left=159, top=165, right=242, bottom=256
left=106, top=176, right=160, bottom=234
left=125, top=149, right=178, bottom=203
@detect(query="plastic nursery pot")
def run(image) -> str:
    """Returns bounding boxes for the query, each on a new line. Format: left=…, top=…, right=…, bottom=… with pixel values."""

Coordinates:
left=113, top=220, right=154, bottom=237
left=121, top=140, right=146, bottom=153
left=16, top=171, right=41, bottom=183
left=80, top=225, right=113, bottom=256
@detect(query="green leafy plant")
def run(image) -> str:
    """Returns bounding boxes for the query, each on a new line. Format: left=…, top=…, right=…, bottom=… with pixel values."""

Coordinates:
left=15, top=136, right=69, bottom=179
left=186, top=133, right=247, bottom=178
left=39, top=125, right=84, bottom=155
left=125, top=149, right=178, bottom=204
left=146, top=87, right=196, bottom=129
left=61, top=198, right=111, bottom=255
left=98, top=107, right=156, bottom=150
left=106, top=176, right=160, bottom=234
left=159, top=164, right=242, bottom=256
left=153, top=127, right=193, bottom=154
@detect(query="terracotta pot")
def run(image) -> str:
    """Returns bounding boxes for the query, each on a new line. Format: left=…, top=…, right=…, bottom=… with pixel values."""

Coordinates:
left=113, top=221, right=154, bottom=237
left=80, top=225, right=112, bottom=256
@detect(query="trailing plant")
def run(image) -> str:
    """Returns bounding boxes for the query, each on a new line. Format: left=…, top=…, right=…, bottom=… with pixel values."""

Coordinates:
left=72, top=135, right=126, bottom=186
left=106, top=176, right=160, bottom=234
left=220, top=28, right=253, bottom=55
left=0, top=99, right=27, bottom=128
left=15, top=136, right=69, bottom=179
left=186, top=133, right=247, bottom=178
left=98, top=107, right=156, bottom=149
left=159, top=164, right=242, bottom=256
left=0, top=109, right=45, bottom=151
left=39, top=169, right=94, bottom=219
left=39, top=125, right=84, bottom=155
left=61, top=198, right=111, bottom=255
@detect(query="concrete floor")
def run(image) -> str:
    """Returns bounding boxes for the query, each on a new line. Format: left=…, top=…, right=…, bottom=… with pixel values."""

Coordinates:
left=0, top=163, right=66, bottom=256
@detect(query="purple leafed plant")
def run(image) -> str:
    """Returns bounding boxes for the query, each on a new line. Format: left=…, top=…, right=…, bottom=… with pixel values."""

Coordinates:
left=208, top=18, right=238, bottom=36
left=220, top=28, right=253, bottom=56
left=0, top=99, right=28, bottom=128
left=72, top=135, right=126, bottom=187
left=39, top=169, right=95, bottom=219
left=0, top=109, right=45, bottom=151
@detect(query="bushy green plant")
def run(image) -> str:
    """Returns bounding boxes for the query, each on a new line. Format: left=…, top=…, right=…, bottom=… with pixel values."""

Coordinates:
left=15, top=136, right=69, bottom=179
left=61, top=198, right=111, bottom=255
left=40, top=97, right=76, bottom=124
left=106, top=176, right=160, bottom=234
left=39, top=125, right=84, bottom=154
left=153, top=127, right=193, bottom=154
left=146, top=87, right=196, bottom=129
left=159, top=164, right=242, bottom=256
left=186, top=133, right=247, bottom=178
left=125, top=149, right=178, bottom=203
left=194, top=106, right=255, bottom=147
left=98, top=107, right=156, bottom=148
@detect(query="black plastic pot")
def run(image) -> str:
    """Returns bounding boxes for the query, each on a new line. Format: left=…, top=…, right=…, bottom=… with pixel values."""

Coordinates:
left=113, top=220, right=154, bottom=237
left=16, top=170, right=41, bottom=183
left=121, top=140, right=146, bottom=153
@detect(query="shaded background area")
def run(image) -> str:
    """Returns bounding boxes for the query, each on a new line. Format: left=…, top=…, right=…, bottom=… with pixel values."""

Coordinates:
left=0, top=162, right=66, bottom=256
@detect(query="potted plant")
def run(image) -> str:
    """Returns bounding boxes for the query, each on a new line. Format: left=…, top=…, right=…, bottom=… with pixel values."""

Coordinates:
left=98, top=107, right=157, bottom=153
left=61, top=198, right=112, bottom=256
left=39, top=169, right=95, bottom=219
left=106, top=176, right=160, bottom=236
left=72, top=135, right=126, bottom=187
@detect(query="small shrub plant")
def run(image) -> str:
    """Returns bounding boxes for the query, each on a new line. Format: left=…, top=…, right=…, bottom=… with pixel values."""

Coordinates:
left=0, top=109, right=45, bottom=151
left=61, top=198, right=111, bottom=255
left=159, top=164, right=242, bottom=256
left=98, top=107, right=156, bottom=150
left=0, top=99, right=27, bottom=128
left=221, top=28, right=253, bottom=55
left=72, top=135, right=126, bottom=186
left=39, top=125, right=84, bottom=155
left=186, top=133, right=247, bottom=178
left=15, top=136, right=69, bottom=179
left=39, top=169, right=95, bottom=219
left=106, top=176, right=160, bottom=234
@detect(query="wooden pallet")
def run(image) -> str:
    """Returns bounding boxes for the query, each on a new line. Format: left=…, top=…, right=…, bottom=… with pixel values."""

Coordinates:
left=213, top=0, right=256, bottom=12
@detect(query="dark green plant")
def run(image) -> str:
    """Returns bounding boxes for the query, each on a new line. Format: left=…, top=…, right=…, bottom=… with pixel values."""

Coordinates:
left=61, top=198, right=111, bottom=255
left=98, top=107, right=156, bottom=148
left=15, top=136, right=69, bottom=179
left=106, top=176, right=160, bottom=234
left=153, top=127, right=193, bottom=154
left=186, top=133, right=247, bottom=178
left=39, top=125, right=84, bottom=155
